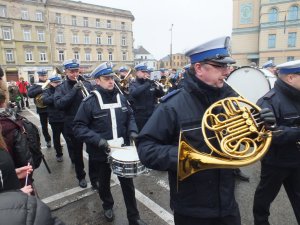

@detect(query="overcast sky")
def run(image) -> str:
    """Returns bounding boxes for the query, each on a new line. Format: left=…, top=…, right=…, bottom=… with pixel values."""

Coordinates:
left=72, top=0, right=233, bottom=60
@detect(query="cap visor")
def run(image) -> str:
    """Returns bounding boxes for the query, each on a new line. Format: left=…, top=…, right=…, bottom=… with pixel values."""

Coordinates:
left=210, top=57, right=236, bottom=64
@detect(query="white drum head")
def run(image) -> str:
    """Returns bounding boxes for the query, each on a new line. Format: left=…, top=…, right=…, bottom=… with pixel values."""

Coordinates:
left=260, top=68, right=277, bottom=89
left=111, top=146, right=139, bottom=161
left=227, top=67, right=270, bottom=103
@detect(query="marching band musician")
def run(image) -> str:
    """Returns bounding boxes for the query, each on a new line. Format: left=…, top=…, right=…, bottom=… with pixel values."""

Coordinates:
left=42, top=74, right=67, bottom=162
left=27, top=69, right=51, bottom=148
left=115, top=66, right=131, bottom=97
left=136, top=36, right=276, bottom=225
left=128, top=63, right=164, bottom=131
left=54, top=59, right=92, bottom=188
left=262, top=60, right=277, bottom=76
left=253, top=60, right=300, bottom=225
left=73, top=62, right=146, bottom=225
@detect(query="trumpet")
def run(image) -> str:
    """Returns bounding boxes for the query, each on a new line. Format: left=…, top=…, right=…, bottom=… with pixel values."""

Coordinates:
left=147, top=78, right=170, bottom=93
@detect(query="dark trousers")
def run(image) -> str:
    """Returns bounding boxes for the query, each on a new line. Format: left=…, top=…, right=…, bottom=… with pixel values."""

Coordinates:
left=92, top=160, right=140, bottom=222
left=64, top=123, right=85, bottom=180
left=39, top=112, right=51, bottom=142
left=20, top=93, right=29, bottom=108
left=174, top=212, right=241, bottom=225
left=253, top=163, right=300, bottom=225
left=50, top=122, right=66, bottom=157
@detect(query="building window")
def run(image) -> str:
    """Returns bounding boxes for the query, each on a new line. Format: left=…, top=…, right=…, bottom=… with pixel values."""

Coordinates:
left=23, top=29, right=31, bottom=41
left=107, top=20, right=111, bottom=28
left=96, top=19, right=100, bottom=28
left=57, top=32, right=64, bottom=43
left=268, top=8, right=278, bottom=22
left=83, top=17, right=88, bottom=27
left=121, top=36, right=126, bottom=46
left=36, top=11, right=43, bottom=21
left=287, top=56, right=294, bottom=61
left=107, top=36, right=112, bottom=45
left=145, top=56, right=147, bottom=59
left=74, top=51, right=79, bottom=60
left=21, top=10, right=29, bottom=20
left=96, top=35, right=101, bottom=45
left=58, top=50, right=64, bottom=61
left=85, top=52, right=91, bottom=61
left=37, top=30, right=45, bottom=42
left=72, top=34, right=79, bottom=44
left=5, top=49, right=14, bottom=62
left=97, top=51, right=102, bottom=61
left=288, top=32, right=297, bottom=47
left=108, top=52, right=113, bottom=61
left=268, top=34, right=276, bottom=48
left=40, top=51, right=47, bottom=62
left=25, top=50, right=33, bottom=62
left=288, top=6, right=299, bottom=20
left=121, top=22, right=125, bottom=30
left=84, top=35, right=90, bottom=44
left=56, top=13, right=62, bottom=24
left=72, top=16, right=77, bottom=26
left=2, top=27, right=12, bottom=40
left=0, top=5, right=7, bottom=17
left=122, top=51, right=127, bottom=61
left=267, top=57, right=274, bottom=62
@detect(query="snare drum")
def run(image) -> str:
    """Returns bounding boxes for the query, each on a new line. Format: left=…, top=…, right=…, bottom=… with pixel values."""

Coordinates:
left=110, top=146, right=146, bottom=178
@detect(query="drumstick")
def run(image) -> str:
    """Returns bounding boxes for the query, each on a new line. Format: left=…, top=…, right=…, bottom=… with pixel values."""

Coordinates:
left=25, top=162, right=30, bottom=186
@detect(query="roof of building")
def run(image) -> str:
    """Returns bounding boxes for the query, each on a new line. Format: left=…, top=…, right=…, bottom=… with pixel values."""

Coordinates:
left=134, top=46, right=151, bottom=55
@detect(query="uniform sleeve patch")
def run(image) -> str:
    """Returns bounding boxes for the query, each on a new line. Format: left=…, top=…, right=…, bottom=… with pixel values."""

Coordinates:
left=159, top=89, right=181, bottom=103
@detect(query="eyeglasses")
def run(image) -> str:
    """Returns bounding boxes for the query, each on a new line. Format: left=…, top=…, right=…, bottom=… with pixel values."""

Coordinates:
left=204, top=63, right=229, bottom=69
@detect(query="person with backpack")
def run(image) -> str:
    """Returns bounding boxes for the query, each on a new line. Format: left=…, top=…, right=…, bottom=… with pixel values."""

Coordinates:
left=28, top=69, right=51, bottom=148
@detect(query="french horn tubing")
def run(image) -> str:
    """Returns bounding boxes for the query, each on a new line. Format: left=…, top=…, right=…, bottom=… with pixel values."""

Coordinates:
left=177, top=83, right=272, bottom=182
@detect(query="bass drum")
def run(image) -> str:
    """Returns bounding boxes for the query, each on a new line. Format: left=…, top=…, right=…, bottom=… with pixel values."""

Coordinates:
left=227, top=66, right=273, bottom=104
left=260, top=68, right=277, bottom=89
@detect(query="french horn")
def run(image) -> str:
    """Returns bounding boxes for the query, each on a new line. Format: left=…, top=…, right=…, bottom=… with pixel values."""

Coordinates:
left=178, top=96, right=272, bottom=181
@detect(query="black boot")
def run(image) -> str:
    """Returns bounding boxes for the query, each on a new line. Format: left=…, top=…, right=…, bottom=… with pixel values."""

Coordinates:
left=234, top=168, right=250, bottom=182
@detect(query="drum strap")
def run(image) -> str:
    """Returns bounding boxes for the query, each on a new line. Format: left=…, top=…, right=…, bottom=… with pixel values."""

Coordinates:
left=92, top=91, right=121, bottom=140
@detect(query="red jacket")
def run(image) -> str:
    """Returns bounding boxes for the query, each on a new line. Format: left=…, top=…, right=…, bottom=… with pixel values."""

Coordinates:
left=16, top=81, right=29, bottom=94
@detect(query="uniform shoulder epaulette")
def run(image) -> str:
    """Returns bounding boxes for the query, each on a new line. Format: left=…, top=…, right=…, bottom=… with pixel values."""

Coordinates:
left=159, top=89, right=181, bottom=103
left=263, top=89, right=275, bottom=100
left=83, top=93, right=94, bottom=102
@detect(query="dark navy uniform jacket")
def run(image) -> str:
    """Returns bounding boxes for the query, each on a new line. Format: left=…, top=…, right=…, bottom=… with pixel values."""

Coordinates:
left=27, top=82, right=48, bottom=114
left=73, top=86, right=138, bottom=161
left=257, top=78, right=300, bottom=167
left=129, top=78, right=164, bottom=129
left=42, top=86, right=65, bottom=124
left=137, top=74, right=239, bottom=218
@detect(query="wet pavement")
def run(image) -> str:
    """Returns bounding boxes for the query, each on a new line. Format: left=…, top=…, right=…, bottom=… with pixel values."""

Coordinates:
left=21, top=105, right=297, bottom=225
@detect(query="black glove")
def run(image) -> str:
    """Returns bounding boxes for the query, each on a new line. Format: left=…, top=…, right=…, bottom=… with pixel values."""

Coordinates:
left=98, top=138, right=110, bottom=154
left=73, top=82, right=83, bottom=90
left=260, top=108, right=276, bottom=129
left=129, top=132, right=138, bottom=142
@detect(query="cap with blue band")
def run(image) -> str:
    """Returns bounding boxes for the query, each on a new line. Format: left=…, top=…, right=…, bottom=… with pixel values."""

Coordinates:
left=91, top=62, right=115, bottom=79
left=276, top=60, right=300, bottom=75
left=63, top=59, right=80, bottom=70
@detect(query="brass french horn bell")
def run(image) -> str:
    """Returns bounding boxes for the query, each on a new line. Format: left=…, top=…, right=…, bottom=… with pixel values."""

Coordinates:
left=178, top=97, right=272, bottom=181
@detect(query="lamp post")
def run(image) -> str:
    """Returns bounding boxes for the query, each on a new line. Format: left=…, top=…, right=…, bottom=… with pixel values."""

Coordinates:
left=170, top=24, right=174, bottom=69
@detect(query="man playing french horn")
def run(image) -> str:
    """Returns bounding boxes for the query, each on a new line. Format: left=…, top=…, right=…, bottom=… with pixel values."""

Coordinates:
left=136, top=36, right=276, bottom=225
left=28, top=69, right=52, bottom=148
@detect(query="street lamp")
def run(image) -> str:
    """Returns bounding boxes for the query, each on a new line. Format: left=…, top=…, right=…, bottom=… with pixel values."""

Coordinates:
left=170, top=24, right=174, bottom=69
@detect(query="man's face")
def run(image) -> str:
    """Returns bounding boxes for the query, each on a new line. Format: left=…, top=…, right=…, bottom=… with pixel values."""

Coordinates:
left=267, top=67, right=277, bottom=75
left=136, top=70, right=148, bottom=79
left=66, top=68, right=79, bottom=81
left=96, top=76, right=115, bottom=90
left=39, top=75, right=48, bottom=82
left=194, top=62, right=230, bottom=88
left=288, top=74, right=300, bottom=91
left=119, top=71, right=127, bottom=78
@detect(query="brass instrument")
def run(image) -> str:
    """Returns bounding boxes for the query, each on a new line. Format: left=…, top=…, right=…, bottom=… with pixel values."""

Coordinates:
left=75, top=76, right=89, bottom=98
left=178, top=97, right=272, bottom=181
left=163, top=76, right=173, bottom=93
left=146, top=78, right=170, bottom=93
left=34, top=80, right=51, bottom=108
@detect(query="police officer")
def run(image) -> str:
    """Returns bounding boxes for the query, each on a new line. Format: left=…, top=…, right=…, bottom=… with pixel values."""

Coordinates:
left=42, top=73, right=67, bottom=162
left=73, top=62, right=146, bottom=225
left=54, top=59, right=92, bottom=188
left=129, top=63, right=164, bottom=131
left=253, top=60, right=300, bottom=225
left=137, top=36, right=275, bottom=225
left=28, top=69, right=51, bottom=148
left=262, top=60, right=277, bottom=76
